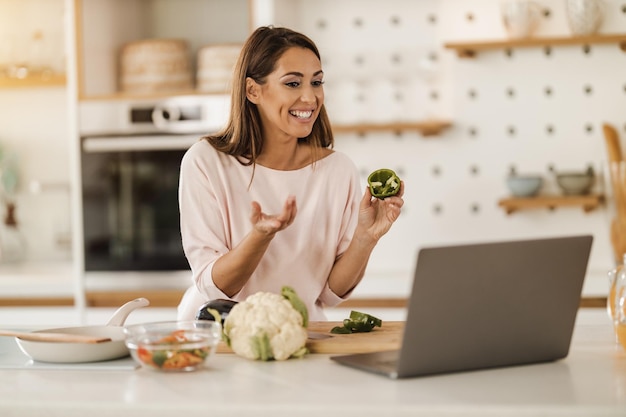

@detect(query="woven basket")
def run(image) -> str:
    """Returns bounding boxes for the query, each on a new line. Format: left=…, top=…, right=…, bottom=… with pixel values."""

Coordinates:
left=120, top=39, right=192, bottom=93
left=196, top=44, right=242, bottom=93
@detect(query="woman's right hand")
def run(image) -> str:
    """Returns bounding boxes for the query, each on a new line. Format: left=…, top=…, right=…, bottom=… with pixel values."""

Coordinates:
left=211, top=195, right=297, bottom=297
left=250, top=195, right=298, bottom=235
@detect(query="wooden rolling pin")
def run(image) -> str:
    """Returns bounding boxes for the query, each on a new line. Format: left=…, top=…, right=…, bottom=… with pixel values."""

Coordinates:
left=0, top=330, right=112, bottom=344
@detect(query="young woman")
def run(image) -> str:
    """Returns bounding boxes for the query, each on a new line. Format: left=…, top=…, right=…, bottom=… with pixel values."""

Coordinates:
left=177, top=26, right=404, bottom=321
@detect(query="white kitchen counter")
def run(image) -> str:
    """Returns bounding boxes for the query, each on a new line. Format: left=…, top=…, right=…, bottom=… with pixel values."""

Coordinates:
left=0, top=310, right=624, bottom=417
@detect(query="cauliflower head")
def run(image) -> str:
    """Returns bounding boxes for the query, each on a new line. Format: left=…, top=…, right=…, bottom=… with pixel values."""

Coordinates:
left=223, top=288, right=308, bottom=361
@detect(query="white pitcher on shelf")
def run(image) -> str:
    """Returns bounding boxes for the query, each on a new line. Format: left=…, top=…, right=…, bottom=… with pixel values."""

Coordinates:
left=566, top=0, right=604, bottom=36
left=500, top=0, right=543, bottom=39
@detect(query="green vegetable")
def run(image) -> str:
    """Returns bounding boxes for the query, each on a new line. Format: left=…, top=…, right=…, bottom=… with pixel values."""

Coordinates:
left=281, top=286, right=308, bottom=327
left=224, top=290, right=309, bottom=361
left=251, top=332, right=273, bottom=361
left=151, top=350, right=168, bottom=367
left=350, top=310, right=382, bottom=327
left=367, top=169, right=401, bottom=199
left=290, top=346, right=308, bottom=358
left=329, top=325, right=351, bottom=334
left=190, top=348, right=209, bottom=359
left=330, top=310, right=382, bottom=334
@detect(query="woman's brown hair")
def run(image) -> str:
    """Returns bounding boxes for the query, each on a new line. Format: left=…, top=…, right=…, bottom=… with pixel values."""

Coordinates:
left=202, top=26, right=334, bottom=166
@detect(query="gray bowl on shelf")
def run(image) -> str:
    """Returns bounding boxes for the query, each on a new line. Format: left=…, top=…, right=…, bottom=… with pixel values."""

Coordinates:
left=555, top=172, right=594, bottom=195
left=506, top=175, right=543, bottom=197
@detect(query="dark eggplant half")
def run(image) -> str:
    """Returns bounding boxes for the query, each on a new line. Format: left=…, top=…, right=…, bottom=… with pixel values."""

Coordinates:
left=196, top=299, right=238, bottom=323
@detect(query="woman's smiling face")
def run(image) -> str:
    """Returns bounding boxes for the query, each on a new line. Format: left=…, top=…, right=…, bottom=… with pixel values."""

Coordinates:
left=247, top=46, right=325, bottom=142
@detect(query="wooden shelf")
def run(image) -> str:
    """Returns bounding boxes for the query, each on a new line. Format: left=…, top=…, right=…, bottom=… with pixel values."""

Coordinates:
left=0, top=74, right=66, bottom=88
left=332, top=120, right=452, bottom=137
left=78, top=89, right=229, bottom=101
left=498, top=194, right=604, bottom=215
left=444, top=33, right=626, bottom=58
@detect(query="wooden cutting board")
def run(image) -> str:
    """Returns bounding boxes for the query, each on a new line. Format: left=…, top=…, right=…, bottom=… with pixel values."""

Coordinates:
left=216, top=321, right=404, bottom=355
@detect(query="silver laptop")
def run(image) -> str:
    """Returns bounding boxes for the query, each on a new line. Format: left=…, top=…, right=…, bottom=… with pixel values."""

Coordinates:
left=331, top=235, right=593, bottom=379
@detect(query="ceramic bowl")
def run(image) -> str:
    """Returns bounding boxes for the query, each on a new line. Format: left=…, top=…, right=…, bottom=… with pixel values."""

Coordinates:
left=124, top=321, right=221, bottom=371
left=555, top=172, right=594, bottom=195
left=506, top=175, right=543, bottom=197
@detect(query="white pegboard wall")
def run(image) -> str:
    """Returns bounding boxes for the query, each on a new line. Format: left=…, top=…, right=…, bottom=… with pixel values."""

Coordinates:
left=263, top=0, right=625, bottom=292
left=272, top=0, right=450, bottom=123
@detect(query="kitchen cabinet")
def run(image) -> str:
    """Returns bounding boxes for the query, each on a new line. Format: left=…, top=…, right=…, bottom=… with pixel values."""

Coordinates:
left=444, top=33, right=626, bottom=58
left=74, top=0, right=250, bottom=100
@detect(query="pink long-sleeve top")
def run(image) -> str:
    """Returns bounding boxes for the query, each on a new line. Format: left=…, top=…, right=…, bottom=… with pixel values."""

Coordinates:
left=176, top=139, right=361, bottom=321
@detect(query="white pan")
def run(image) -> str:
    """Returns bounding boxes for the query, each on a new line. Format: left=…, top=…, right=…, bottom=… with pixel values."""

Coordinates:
left=15, top=298, right=150, bottom=363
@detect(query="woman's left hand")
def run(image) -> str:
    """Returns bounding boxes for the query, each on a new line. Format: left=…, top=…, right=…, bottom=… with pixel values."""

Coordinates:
left=357, top=181, right=404, bottom=242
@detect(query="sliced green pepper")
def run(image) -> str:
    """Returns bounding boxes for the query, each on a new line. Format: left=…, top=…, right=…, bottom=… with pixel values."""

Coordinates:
left=368, top=169, right=401, bottom=199
left=329, top=310, right=383, bottom=334
left=350, top=310, right=382, bottom=328
left=330, top=325, right=352, bottom=334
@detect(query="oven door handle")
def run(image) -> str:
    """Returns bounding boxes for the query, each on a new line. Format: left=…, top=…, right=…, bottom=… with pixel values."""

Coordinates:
left=82, top=135, right=201, bottom=153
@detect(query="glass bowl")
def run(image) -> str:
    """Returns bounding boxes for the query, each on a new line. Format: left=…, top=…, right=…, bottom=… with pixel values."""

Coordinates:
left=123, top=321, right=222, bottom=371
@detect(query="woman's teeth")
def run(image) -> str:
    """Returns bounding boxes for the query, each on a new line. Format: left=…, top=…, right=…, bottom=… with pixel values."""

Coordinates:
left=290, top=110, right=313, bottom=119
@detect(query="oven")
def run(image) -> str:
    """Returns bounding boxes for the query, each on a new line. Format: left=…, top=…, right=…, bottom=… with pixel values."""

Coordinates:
left=79, top=95, right=229, bottom=272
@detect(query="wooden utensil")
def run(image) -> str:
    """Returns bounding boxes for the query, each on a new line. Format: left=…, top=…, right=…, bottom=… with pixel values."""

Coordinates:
left=0, top=330, right=112, bottom=344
